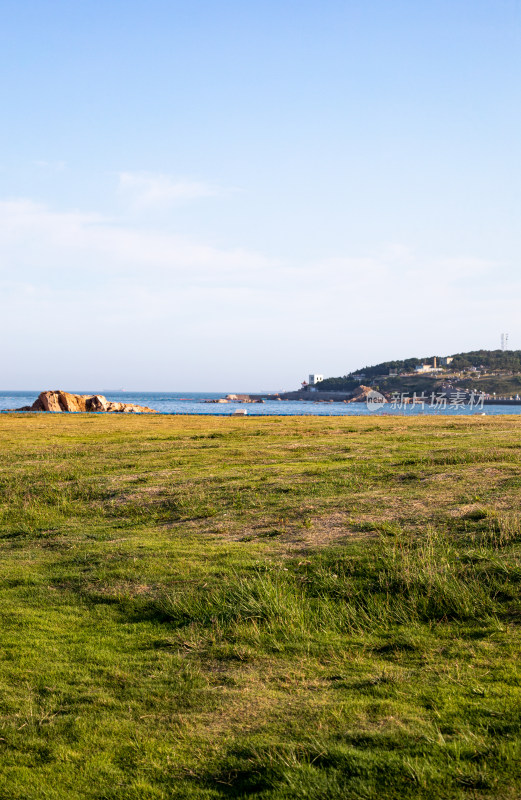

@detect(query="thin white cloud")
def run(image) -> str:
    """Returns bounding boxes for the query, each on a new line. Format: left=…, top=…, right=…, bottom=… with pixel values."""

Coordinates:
left=118, top=171, right=224, bottom=207
left=0, top=199, right=276, bottom=280
left=0, top=199, right=505, bottom=303
left=0, top=196, right=516, bottom=389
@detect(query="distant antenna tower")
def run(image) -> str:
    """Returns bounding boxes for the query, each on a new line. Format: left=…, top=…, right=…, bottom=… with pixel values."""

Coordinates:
left=501, top=333, right=509, bottom=351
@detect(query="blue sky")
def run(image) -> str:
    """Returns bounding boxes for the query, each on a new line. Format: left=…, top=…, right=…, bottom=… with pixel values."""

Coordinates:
left=0, top=0, right=519, bottom=390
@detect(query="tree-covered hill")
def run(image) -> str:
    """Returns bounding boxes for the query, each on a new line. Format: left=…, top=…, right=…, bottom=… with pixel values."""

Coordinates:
left=450, top=350, right=521, bottom=371
left=317, top=350, right=521, bottom=394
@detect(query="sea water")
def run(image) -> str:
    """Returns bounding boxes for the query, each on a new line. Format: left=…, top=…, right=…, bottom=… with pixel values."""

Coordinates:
left=0, top=391, right=520, bottom=416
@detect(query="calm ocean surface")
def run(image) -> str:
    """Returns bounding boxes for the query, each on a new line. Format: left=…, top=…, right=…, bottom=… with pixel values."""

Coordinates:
left=1, top=391, right=520, bottom=416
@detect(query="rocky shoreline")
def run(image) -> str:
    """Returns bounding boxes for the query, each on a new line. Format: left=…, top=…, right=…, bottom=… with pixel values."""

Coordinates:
left=10, top=391, right=157, bottom=414
left=204, top=394, right=265, bottom=404
left=204, top=386, right=376, bottom=404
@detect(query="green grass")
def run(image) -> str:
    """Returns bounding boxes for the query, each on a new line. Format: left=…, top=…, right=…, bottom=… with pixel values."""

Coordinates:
left=1, top=412, right=521, bottom=798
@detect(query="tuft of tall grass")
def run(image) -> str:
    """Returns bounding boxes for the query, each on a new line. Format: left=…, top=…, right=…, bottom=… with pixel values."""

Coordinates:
left=453, top=509, right=521, bottom=550
left=144, top=527, right=515, bottom=649
left=380, top=534, right=495, bottom=623
left=156, top=570, right=309, bottom=633
left=482, top=512, right=521, bottom=549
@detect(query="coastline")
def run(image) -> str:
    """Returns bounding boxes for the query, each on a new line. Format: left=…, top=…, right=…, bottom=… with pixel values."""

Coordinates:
left=2, top=390, right=521, bottom=417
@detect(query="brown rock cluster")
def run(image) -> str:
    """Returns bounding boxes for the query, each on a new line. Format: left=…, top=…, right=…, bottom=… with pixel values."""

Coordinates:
left=16, top=391, right=157, bottom=414
left=346, top=385, right=375, bottom=403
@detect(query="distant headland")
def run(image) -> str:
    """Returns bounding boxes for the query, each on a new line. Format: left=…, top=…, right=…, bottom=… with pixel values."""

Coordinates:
left=305, top=349, right=521, bottom=400
left=224, top=350, right=521, bottom=405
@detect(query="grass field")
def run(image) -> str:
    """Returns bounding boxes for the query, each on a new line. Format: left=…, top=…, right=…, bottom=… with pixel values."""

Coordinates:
left=1, top=412, right=521, bottom=799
